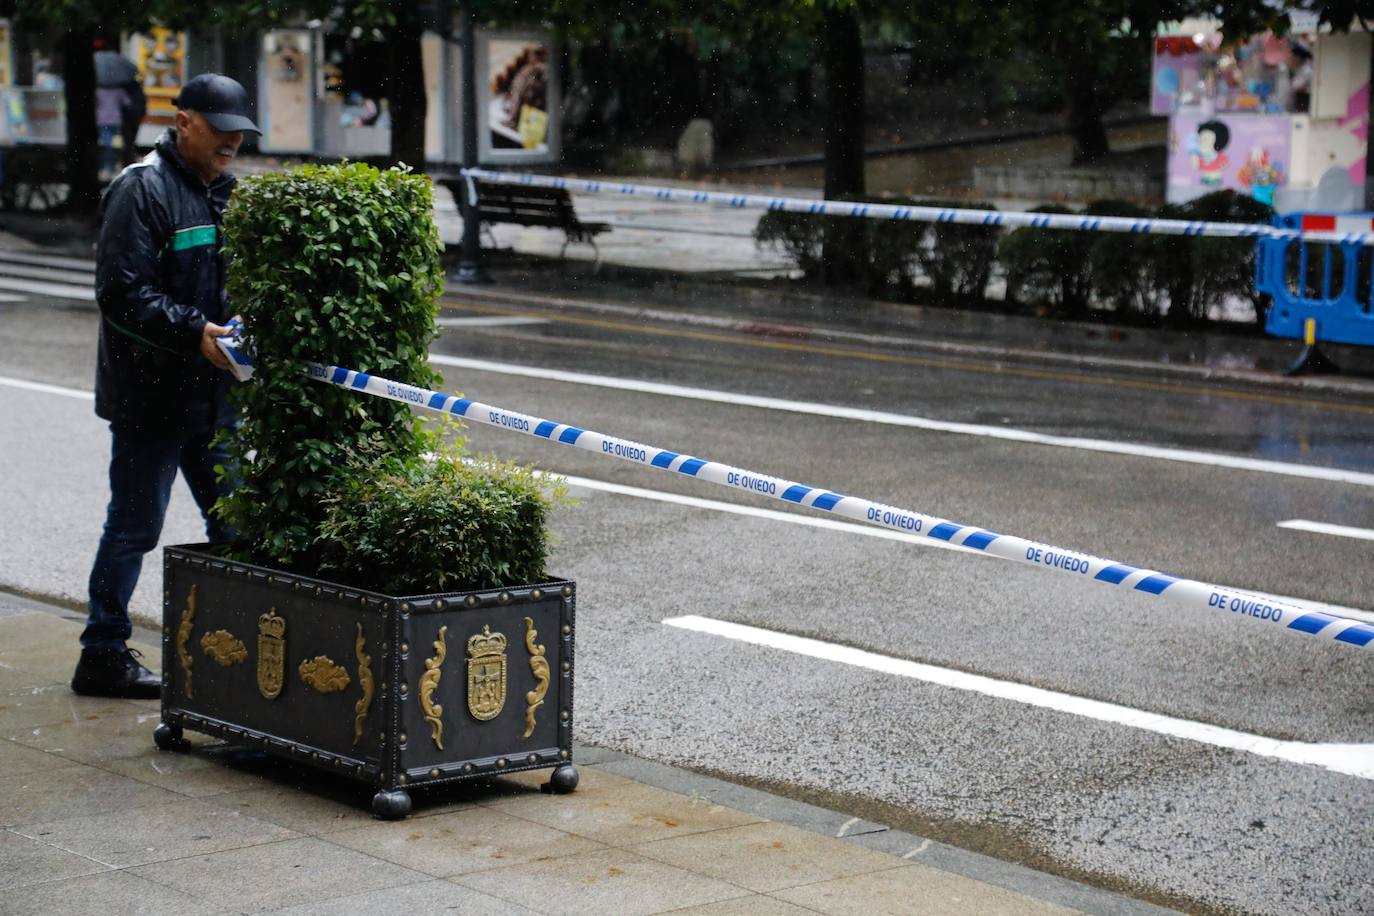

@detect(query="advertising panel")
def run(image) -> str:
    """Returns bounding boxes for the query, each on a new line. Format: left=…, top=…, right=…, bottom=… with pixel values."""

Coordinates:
left=131, top=27, right=187, bottom=131
left=477, top=31, right=558, bottom=165
left=1168, top=114, right=1292, bottom=204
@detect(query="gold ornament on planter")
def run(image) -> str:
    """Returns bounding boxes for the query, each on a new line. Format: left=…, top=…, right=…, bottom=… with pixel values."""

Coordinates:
left=177, top=584, right=197, bottom=698
left=523, top=617, right=549, bottom=738
left=200, top=630, right=247, bottom=666
left=420, top=626, right=448, bottom=750
left=299, top=656, right=351, bottom=693
left=354, top=623, right=374, bottom=746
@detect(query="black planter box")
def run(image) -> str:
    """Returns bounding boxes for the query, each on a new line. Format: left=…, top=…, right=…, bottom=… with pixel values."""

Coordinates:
left=157, top=544, right=576, bottom=818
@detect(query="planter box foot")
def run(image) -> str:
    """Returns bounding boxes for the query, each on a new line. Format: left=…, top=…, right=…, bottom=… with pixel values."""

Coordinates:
left=542, top=764, right=579, bottom=794
left=153, top=722, right=191, bottom=752
left=372, top=789, right=413, bottom=820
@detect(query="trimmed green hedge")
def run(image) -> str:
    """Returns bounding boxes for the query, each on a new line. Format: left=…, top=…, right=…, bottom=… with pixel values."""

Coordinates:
left=216, top=162, right=562, bottom=590
left=756, top=190, right=1273, bottom=326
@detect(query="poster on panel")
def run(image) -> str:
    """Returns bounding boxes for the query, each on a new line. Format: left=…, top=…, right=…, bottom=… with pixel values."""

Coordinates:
left=477, top=30, right=559, bottom=165
left=258, top=29, right=315, bottom=153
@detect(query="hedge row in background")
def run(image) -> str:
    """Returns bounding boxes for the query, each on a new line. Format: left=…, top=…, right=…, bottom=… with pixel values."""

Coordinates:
left=755, top=190, right=1274, bottom=328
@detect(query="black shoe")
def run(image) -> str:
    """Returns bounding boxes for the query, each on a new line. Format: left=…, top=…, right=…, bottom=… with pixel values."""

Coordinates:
left=71, top=646, right=162, bottom=699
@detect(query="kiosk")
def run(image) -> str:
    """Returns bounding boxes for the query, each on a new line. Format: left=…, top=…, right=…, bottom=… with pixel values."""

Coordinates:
left=1154, top=15, right=1369, bottom=211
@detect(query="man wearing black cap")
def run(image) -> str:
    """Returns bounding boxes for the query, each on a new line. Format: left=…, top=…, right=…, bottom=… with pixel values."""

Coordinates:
left=73, top=74, right=261, bottom=698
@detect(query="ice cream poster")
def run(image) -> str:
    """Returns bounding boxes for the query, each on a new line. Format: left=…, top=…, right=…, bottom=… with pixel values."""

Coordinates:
left=486, top=38, right=549, bottom=153
left=1169, top=115, right=1291, bottom=203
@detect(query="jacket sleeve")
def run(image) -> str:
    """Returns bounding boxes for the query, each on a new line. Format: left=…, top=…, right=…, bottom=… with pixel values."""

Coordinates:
left=95, top=174, right=208, bottom=354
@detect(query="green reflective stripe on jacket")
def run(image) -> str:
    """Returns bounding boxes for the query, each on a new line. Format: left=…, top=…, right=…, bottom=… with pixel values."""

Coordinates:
left=171, top=224, right=217, bottom=251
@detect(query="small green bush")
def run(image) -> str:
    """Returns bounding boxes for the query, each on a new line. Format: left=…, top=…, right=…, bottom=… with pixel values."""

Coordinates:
left=997, top=205, right=1092, bottom=316
left=316, top=442, right=566, bottom=595
left=1154, top=191, right=1273, bottom=328
left=755, top=199, right=923, bottom=296
left=1083, top=199, right=1164, bottom=322
left=755, top=210, right=824, bottom=277
left=217, top=163, right=444, bottom=569
left=910, top=198, right=998, bottom=303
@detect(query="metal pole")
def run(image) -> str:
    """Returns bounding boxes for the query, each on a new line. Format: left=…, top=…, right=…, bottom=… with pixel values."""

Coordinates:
left=454, top=2, right=489, bottom=283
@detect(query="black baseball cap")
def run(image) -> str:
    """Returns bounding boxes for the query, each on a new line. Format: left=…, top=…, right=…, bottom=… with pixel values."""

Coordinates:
left=174, top=74, right=261, bottom=135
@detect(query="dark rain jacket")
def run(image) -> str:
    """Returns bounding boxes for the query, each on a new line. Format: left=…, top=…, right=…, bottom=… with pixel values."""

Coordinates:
left=94, top=128, right=235, bottom=435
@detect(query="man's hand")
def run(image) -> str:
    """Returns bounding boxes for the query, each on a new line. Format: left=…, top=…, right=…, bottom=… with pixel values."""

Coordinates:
left=200, top=321, right=233, bottom=371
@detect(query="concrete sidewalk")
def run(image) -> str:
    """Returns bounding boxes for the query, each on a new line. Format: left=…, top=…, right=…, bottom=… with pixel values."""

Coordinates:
left=0, top=592, right=1171, bottom=915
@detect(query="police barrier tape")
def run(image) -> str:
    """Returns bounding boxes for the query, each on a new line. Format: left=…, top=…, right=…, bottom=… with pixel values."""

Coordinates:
left=290, top=357, right=1373, bottom=652
left=459, top=168, right=1374, bottom=248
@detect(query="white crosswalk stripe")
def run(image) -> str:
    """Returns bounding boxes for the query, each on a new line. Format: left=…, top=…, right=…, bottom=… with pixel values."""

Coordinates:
left=0, top=247, right=96, bottom=302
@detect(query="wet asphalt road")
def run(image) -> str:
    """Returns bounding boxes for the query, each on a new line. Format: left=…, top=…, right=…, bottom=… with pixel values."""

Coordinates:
left=1, top=272, right=1372, bottom=915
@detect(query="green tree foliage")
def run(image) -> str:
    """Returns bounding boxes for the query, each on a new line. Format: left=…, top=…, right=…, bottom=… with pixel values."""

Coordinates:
left=215, top=163, right=443, bottom=569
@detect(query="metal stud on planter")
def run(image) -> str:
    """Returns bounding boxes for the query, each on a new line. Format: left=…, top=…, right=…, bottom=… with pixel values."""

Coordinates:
left=156, top=547, right=577, bottom=819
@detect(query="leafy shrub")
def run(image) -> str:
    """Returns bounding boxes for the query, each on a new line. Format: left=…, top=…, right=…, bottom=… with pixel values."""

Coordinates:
left=316, top=442, right=566, bottom=595
left=1154, top=191, right=1273, bottom=327
left=755, top=209, right=824, bottom=277
left=755, top=199, right=923, bottom=296
left=997, top=205, right=1092, bottom=316
left=216, top=162, right=443, bottom=569
left=909, top=198, right=998, bottom=303
left=1082, top=199, right=1164, bottom=321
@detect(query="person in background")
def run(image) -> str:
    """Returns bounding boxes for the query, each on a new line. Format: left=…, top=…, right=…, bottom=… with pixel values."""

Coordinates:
left=120, top=76, right=148, bottom=167
left=72, top=74, right=259, bottom=699
left=95, top=82, right=129, bottom=182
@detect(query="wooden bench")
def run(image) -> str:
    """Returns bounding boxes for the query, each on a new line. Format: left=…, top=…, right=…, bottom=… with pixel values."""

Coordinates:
left=0, top=145, right=71, bottom=211
left=435, top=176, right=610, bottom=259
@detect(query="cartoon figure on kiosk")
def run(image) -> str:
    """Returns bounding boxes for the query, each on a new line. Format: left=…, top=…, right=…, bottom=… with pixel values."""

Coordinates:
left=1237, top=146, right=1284, bottom=205
left=1188, top=119, right=1231, bottom=187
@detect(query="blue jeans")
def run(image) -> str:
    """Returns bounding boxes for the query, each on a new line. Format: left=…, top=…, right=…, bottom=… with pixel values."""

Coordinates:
left=97, top=124, right=119, bottom=175
left=82, top=425, right=236, bottom=649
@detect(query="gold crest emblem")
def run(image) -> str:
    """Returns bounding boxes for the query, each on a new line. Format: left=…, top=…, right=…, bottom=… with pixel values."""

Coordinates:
left=466, top=625, right=508, bottom=721
left=257, top=609, right=286, bottom=700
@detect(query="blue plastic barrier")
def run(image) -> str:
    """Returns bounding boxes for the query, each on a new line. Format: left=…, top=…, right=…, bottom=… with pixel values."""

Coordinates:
left=1258, top=212, right=1374, bottom=347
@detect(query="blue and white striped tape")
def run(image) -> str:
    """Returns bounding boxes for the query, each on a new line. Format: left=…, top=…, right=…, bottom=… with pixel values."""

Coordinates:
left=288, top=357, right=1373, bottom=652
left=460, top=168, right=1374, bottom=248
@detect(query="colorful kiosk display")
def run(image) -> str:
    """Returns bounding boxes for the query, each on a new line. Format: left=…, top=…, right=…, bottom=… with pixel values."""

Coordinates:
left=257, top=25, right=559, bottom=166
left=1154, top=16, right=1369, bottom=211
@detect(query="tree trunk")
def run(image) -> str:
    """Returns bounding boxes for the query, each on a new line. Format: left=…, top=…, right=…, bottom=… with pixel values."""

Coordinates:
left=820, top=6, right=864, bottom=200
left=385, top=20, right=428, bottom=169
left=820, top=5, right=865, bottom=286
left=61, top=27, right=102, bottom=217
left=1062, top=42, right=1110, bottom=164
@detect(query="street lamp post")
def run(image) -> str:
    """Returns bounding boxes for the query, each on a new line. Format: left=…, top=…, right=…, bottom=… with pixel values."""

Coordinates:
left=454, top=2, right=489, bottom=284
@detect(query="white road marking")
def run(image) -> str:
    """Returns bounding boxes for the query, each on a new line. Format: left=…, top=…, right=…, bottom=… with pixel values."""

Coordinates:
left=662, top=615, right=1374, bottom=782
left=0, top=263, right=100, bottom=285
left=0, top=375, right=94, bottom=400
left=835, top=817, right=860, bottom=838
left=427, top=355, right=1374, bottom=488
left=0, top=277, right=95, bottom=300
left=436, top=316, right=549, bottom=328
left=1278, top=519, right=1374, bottom=542
left=902, top=839, right=932, bottom=859
left=0, top=249, right=96, bottom=271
